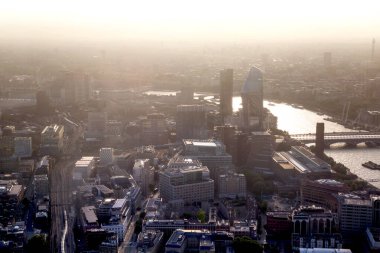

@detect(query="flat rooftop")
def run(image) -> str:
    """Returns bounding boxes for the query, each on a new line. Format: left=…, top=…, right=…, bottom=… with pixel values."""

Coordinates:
left=82, top=206, right=98, bottom=224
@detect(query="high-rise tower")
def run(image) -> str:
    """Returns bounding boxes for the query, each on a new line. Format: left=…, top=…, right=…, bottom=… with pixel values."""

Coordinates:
left=315, top=122, right=325, bottom=157
left=241, top=67, right=264, bottom=131
left=220, top=69, right=233, bottom=119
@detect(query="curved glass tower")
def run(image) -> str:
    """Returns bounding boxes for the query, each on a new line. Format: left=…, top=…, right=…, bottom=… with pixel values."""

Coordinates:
left=241, top=67, right=264, bottom=131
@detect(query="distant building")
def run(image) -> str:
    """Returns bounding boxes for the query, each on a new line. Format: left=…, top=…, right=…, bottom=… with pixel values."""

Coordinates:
left=40, top=124, right=64, bottom=156
left=13, top=137, right=32, bottom=158
left=218, top=172, right=246, bottom=199
left=159, top=165, right=214, bottom=207
left=241, top=67, right=264, bottom=131
left=100, top=148, right=114, bottom=166
left=86, top=112, right=108, bottom=140
left=141, top=113, right=168, bottom=146
left=220, top=69, right=233, bottom=119
left=177, top=86, right=194, bottom=104
left=176, top=105, right=207, bottom=141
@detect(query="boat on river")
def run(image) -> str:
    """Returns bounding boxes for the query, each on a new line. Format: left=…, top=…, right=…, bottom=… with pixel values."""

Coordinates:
left=362, top=161, right=380, bottom=170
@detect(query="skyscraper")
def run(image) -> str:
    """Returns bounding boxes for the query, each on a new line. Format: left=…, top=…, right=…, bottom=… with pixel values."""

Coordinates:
left=315, top=122, right=325, bottom=157
left=220, top=69, right=233, bottom=119
left=176, top=105, right=207, bottom=141
left=241, top=67, right=264, bottom=131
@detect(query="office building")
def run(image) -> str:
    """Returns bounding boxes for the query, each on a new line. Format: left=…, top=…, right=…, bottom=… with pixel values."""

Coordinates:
left=100, top=148, right=114, bottom=166
left=182, top=139, right=233, bottom=180
left=87, top=111, right=108, bottom=140
left=241, top=67, right=264, bottom=131
left=14, top=137, right=32, bottom=158
left=214, top=125, right=235, bottom=155
left=72, top=156, right=96, bottom=182
left=218, top=172, right=246, bottom=199
left=159, top=165, right=214, bottom=206
left=40, top=124, right=64, bottom=156
left=246, top=131, right=274, bottom=168
left=336, top=193, right=372, bottom=233
left=133, top=159, right=154, bottom=196
left=220, top=69, right=233, bottom=119
left=301, top=179, right=348, bottom=212
left=141, top=113, right=168, bottom=146
left=176, top=105, right=207, bottom=141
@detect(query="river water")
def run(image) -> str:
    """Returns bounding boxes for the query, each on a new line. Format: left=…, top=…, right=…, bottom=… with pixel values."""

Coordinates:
left=232, top=97, right=380, bottom=188
left=144, top=90, right=380, bottom=188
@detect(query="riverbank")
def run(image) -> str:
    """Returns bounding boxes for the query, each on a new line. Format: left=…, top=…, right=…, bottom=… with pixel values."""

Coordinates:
left=266, top=97, right=375, bottom=132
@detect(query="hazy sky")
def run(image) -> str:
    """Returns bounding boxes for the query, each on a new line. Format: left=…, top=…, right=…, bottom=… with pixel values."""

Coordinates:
left=1, top=0, right=379, bottom=43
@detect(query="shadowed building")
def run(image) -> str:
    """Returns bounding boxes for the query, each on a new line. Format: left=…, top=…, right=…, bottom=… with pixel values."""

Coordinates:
left=176, top=105, right=207, bottom=141
left=315, top=123, right=325, bottom=157
left=220, top=69, right=233, bottom=120
left=241, top=67, right=264, bottom=131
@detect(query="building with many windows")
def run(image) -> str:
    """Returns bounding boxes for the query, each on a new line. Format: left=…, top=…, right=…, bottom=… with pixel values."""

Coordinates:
left=159, top=165, right=214, bottom=206
left=40, top=124, right=64, bottom=156
left=218, top=172, right=246, bottom=199
left=182, top=139, right=233, bottom=180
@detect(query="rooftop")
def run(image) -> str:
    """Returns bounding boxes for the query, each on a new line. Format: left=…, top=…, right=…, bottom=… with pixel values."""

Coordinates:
left=82, top=206, right=98, bottom=224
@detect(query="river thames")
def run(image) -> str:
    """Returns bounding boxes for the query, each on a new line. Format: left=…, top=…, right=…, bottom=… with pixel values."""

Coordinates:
left=233, top=97, right=380, bottom=188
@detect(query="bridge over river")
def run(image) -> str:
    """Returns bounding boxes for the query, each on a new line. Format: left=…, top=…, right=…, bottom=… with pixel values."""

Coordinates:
left=290, top=132, right=380, bottom=146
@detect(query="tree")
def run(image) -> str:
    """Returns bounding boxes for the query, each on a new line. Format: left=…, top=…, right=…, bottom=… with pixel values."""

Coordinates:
left=134, top=219, right=142, bottom=234
left=197, top=209, right=206, bottom=223
left=232, top=236, right=263, bottom=253
left=26, top=234, right=49, bottom=253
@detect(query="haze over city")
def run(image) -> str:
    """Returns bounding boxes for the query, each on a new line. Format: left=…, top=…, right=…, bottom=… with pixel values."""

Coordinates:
left=1, top=0, right=380, bottom=43
left=1, top=1, right=380, bottom=253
